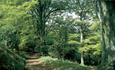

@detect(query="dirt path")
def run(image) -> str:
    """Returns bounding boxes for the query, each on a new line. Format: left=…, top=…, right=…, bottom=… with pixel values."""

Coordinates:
left=26, top=59, right=43, bottom=66
left=25, top=56, right=97, bottom=70
left=25, top=58, right=51, bottom=70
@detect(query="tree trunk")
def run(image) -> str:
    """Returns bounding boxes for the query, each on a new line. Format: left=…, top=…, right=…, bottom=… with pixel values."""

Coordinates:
left=81, top=52, right=84, bottom=65
left=96, top=0, right=110, bottom=64
left=99, top=0, right=115, bottom=69
left=105, top=1, right=115, bottom=69
left=80, top=28, right=84, bottom=66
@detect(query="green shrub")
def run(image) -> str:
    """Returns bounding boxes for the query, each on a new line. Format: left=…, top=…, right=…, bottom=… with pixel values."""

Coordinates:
left=0, top=44, right=25, bottom=70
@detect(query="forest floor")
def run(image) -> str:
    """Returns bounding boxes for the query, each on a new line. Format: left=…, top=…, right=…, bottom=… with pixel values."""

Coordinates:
left=25, top=56, right=97, bottom=70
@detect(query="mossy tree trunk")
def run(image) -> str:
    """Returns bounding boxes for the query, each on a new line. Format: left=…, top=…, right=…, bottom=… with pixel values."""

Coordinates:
left=96, top=0, right=109, bottom=64
left=105, top=1, right=115, bottom=69
left=98, top=0, right=115, bottom=69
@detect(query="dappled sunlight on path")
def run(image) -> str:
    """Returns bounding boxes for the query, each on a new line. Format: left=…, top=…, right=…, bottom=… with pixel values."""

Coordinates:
left=25, top=56, right=97, bottom=70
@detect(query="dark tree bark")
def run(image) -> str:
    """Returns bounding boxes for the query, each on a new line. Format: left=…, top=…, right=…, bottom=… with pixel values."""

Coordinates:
left=99, top=0, right=115, bottom=69
left=105, top=1, right=115, bottom=69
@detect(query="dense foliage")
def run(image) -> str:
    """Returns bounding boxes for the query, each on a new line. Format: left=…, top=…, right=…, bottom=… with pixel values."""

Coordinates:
left=0, top=0, right=114, bottom=70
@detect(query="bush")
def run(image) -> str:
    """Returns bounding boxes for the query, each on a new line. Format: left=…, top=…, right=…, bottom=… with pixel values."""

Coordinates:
left=0, top=44, right=25, bottom=70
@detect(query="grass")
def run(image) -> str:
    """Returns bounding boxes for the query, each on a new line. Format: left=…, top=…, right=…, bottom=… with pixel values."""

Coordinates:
left=96, top=62, right=113, bottom=70
left=26, top=56, right=96, bottom=70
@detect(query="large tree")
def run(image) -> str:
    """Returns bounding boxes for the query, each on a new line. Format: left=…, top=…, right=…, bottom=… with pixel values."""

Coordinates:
left=30, top=0, right=69, bottom=54
left=98, top=0, right=115, bottom=69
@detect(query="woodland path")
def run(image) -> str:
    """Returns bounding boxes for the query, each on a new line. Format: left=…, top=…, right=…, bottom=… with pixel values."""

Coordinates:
left=25, top=55, right=96, bottom=70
